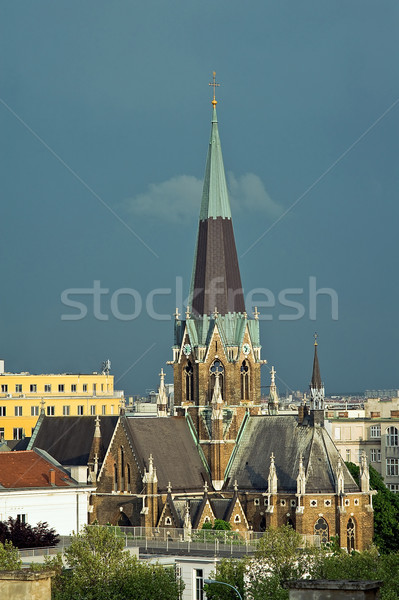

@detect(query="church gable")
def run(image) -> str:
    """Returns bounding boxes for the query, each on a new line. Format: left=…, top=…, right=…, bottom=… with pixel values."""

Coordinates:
left=158, top=497, right=181, bottom=528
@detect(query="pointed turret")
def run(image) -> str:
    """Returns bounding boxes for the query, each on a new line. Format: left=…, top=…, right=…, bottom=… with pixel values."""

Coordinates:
left=310, top=335, right=325, bottom=426
left=189, top=94, right=245, bottom=317
left=157, top=368, right=168, bottom=417
left=268, top=366, right=279, bottom=415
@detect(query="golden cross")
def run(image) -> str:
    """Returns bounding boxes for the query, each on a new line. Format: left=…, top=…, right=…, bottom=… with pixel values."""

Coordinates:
left=209, top=71, right=220, bottom=106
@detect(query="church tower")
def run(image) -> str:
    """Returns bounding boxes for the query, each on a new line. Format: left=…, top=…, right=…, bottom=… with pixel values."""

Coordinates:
left=170, top=75, right=265, bottom=489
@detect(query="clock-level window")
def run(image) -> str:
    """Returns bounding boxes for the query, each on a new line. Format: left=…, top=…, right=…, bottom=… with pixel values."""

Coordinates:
left=209, top=360, right=224, bottom=402
left=185, top=361, right=194, bottom=402
left=241, top=360, right=250, bottom=400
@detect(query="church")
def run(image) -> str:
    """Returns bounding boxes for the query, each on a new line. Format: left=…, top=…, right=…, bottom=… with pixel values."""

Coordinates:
left=86, top=83, right=374, bottom=551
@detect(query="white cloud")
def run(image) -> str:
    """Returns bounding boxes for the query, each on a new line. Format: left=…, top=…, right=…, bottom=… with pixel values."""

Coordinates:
left=227, top=172, right=282, bottom=217
left=126, top=172, right=281, bottom=224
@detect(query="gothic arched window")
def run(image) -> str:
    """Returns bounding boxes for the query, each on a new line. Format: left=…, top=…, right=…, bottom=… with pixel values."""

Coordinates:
left=127, top=464, right=131, bottom=492
left=347, top=518, right=355, bottom=552
left=210, top=360, right=224, bottom=402
left=113, top=464, right=118, bottom=492
left=240, top=360, right=250, bottom=400
left=314, top=517, right=329, bottom=544
left=120, top=447, right=125, bottom=491
left=185, top=361, right=193, bottom=403
left=386, top=426, right=399, bottom=447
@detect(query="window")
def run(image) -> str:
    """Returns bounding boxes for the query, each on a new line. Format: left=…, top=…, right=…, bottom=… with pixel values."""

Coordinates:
left=14, top=406, right=22, bottom=416
left=31, top=406, right=39, bottom=416
left=102, top=405, right=106, bottom=415
left=90, top=405, right=96, bottom=416
left=110, top=405, right=114, bottom=415
left=370, top=449, right=381, bottom=463
left=234, top=514, right=241, bottom=523
left=324, top=499, right=331, bottom=507
left=314, top=517, right=329, bottom=544
left=13, top=428, right=23, bottom=440
left=93, top=384, right=97, bottom=394
left=71, top=384, right=77, bottom=392
left=0, top=407, right=6, bottom=417
left=101, top=384, right=104, bottom=392
left=370, top=425, right=381, bottom=438
left=240, top=360, right=250, bottom=400
left=347, top=518, right=355, bottom=552
left=344, top=499, right=350, bottom=506
left=77, top=405, right=84, bottom=416
left=44, top=384, right=51, bottom=392
left=1, top=384, right=8, bottom=393
left=83, top=384, right=88, bottom=392
left=30, top=384, right=37, bottom=392
left=165, top=517, right=172, bottom=525
left=195, top=569, right=204, bottom=600
left=210, top=360, right=224, bottom=401
left=346, top=449, right=351, bottom=462
left=290, top=499, right=297, bottom=507
left=254, top=498, right=260, bottom=506
left=0, top=428, right=4, bottom=440
left=334, top=427, right=341, bottom=440
left=15, top=384, right=22, bottom=393
left=386, top=426, right=399, bottom=447
left=387, top=458, right=399, bottom=476
left=280, top=499, right=286, bottom=507
left=46, top=406, right=55, bottom=416
left=388, top=484, right=399, bottom=493
left=310, top=499, right=317, bottom=507
left=113, top=464, right=118, bottom=492
left=63, top=405, right=70, bottom=416
left=185, top=361, right=193, bottom=402
left=17, top=514, right=26, bottom=524
left=127, top=464, right=131, bottom=492
left=58, top=384, right=64, bottom=392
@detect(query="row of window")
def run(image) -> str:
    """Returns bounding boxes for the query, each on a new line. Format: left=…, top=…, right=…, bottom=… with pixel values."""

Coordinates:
left=0, top=405, right=115, bottom=417
left=1, top=383, right=109, bottom=393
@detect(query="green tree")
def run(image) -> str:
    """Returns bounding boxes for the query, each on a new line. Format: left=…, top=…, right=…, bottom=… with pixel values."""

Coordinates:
left=53, top=525, right=183, bottom=600
left=204, top=558, right=246, bottom=600
left=0, top=540, right=22, bottom=570
left=346, top=462, right=399, bottom=553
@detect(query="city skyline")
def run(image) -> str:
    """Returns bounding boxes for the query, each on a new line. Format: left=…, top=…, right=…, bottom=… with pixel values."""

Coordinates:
left=1, top=2, right=399, bottom=395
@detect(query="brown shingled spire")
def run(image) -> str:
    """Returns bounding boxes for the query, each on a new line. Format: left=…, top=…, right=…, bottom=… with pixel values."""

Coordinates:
left=311, top=334, right=322, bottom=390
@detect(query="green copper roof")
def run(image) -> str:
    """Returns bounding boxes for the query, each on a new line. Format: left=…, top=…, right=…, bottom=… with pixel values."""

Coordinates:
left=199, top=106, right=232, bottom=221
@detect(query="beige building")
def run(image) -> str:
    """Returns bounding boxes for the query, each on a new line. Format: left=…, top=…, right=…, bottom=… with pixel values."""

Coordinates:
left=0, top=359, right=124, bottom=440
left=327, top=398, right=399, bottom=492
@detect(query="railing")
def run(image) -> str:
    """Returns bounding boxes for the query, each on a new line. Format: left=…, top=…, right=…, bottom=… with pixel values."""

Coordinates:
left=17, top=528, right=321, bottom=560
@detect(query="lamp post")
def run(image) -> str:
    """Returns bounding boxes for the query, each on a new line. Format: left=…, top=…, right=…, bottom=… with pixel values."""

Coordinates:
left=204, top=578, right=243, bottom=600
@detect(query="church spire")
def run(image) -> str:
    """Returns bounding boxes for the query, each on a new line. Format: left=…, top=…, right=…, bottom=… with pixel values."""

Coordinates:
left=189, top=74, right=245, bottom=317
left=310, top=334, right=325, bottom=425
left=311, top=333, right=322, bottom=390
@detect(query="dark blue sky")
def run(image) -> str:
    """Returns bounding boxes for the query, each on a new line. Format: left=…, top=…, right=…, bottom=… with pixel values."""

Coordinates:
left=1, top=1, right=398, bottom=396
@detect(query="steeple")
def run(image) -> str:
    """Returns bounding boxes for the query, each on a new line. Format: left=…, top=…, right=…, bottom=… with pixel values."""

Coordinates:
left=310, top=334, right=325, bottom=425
left=189, top=75, right=245, bottom=317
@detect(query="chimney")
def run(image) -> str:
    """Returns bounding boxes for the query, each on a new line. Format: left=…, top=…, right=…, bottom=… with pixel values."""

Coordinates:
left=49, top=469, right=56, bottom=486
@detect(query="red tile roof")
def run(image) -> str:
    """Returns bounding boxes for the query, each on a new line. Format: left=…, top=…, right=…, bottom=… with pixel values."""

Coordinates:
left=0, top=451, right=75, bottom=488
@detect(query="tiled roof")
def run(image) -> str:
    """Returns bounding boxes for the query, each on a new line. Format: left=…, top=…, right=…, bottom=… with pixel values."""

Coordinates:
left=0, top=450, right=75, bottom=489
left=226, top=415, right=359, bottom=494
left=28, top=416, right=119, bottom=466
left=124, top=416, right=211, bottom=493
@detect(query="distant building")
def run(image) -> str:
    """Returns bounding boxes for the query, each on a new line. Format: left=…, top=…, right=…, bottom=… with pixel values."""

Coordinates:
left=0, top=360, right=124, bottom=440
left=327, top=397, right=399, bottom=492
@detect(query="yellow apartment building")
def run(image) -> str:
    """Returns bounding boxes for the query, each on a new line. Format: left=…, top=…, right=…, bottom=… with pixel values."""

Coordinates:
left=0, top=360, right=124, bottom=440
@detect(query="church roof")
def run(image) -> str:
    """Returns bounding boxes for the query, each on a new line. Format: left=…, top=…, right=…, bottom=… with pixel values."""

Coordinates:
left=27, top=416, right=119, bottom=466
left=189, top=104, right=245, bottom=317
left=124, top=416, right=211, bottom=493
left=225, top=415, right=359, bottom=494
